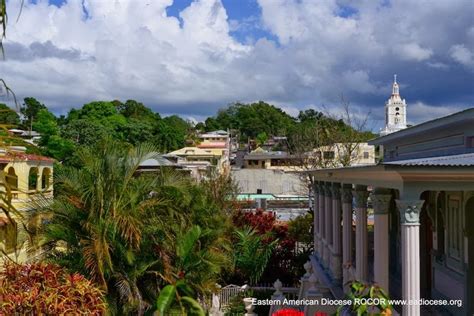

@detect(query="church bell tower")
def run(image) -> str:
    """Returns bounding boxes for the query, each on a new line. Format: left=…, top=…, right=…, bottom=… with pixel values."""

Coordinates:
left=381, top=74, right=407, bottom=136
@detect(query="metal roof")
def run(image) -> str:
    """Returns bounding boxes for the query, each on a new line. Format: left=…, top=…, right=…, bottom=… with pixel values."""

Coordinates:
left=369, top=108, right=474, bottom=146
left=383, top=153, right=474, bottom=166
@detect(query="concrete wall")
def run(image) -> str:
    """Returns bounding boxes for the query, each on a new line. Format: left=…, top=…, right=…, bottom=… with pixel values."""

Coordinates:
left=232, top=168, right=306, bottom=195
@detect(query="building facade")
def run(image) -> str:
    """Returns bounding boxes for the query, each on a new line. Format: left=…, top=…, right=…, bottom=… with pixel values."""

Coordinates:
left=0, top=146, right=54, bottom=261
left=308, top=109, right=474, bottom=315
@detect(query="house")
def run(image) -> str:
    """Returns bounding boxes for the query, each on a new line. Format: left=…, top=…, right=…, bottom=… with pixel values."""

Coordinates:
left=307, top=108, right=474, bottom=315
left=0, top=146, right=54, bottom=261
left=243, top=149, right=301, bottom=171
left=164, top=146, right=229, bottom=181
left=312, top=142, right=375, bottom=167
left=8, top=129, right=42, bottom=145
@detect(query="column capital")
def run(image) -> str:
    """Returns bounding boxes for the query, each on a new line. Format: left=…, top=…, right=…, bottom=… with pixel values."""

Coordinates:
left=331, top=183, right=341, bottom=199
left=372, top=194, right=392, bottom=215
left=353, top=185, right=369, bottom=208
left=396, top=199, right=425, bottom=224
left=324, top=183, right=332, bottom=197
left=341, top=184, right=352, bottom=203
left=317, top=183, right=326, bottom=196
left=312, top=182, right=319, bottom=194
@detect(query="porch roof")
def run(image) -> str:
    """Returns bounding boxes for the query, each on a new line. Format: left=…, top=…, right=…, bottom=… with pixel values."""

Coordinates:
left=304, top=161, right=474, bottom=192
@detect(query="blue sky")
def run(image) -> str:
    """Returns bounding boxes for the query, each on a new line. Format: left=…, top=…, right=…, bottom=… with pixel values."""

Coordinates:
left=2, top=0, right=473, bottom=130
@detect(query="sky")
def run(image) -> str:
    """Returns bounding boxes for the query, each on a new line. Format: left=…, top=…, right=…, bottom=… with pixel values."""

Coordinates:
left=1, top=0, right=473, bottom=131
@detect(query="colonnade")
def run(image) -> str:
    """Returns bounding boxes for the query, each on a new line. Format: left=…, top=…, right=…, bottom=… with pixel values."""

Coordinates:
left=311, top=181, right=424, bottom=316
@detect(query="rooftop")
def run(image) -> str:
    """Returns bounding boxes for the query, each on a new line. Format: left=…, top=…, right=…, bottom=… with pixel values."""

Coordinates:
left=370, top=108, right=474, bottom=146
left=383, top=153, right=474, bottom=167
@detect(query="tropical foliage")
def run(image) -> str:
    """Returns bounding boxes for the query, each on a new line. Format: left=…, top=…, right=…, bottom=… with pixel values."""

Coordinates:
left=34, top=139, right=233, bottom=314
left=337, top=280, right=392, bottom=316
left=0, top=262, right=107, bottom=315
left=232, top=227, right=277, bottom=284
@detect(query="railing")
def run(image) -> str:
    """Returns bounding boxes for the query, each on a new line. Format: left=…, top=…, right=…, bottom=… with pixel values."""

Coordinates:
left=218, top=284, right=246, bottom=309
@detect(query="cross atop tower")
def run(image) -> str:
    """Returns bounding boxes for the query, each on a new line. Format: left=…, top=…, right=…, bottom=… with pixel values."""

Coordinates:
left=392, top=74, right=400, bottom=96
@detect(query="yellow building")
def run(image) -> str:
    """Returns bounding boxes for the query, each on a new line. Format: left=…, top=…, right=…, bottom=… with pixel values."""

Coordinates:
left=164, top=146, right=229, bottom=180
left=0, top=146, right=54, bottom=261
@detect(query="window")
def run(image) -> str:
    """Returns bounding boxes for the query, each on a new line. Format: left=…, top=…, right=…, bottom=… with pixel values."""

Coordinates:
left=6, top=167, right=17, bottom=190
left=28, top=167, right=39, bottom=190
left=395, top=107, right=400, bottom=111
left=323, top=151, right=335, bottom=160
left=363, top=151, right=369, bottom=159
left=41, top=168, right=51, bottom=190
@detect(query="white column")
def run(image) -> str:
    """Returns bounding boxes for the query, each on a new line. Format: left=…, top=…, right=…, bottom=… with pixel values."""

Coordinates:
left=341, top=184, right=353, bottom=288
left=331, top=183, right=342, bottom=283
left=372, top=188, right=392, bottom=294
left=396, top=199, right=425, bottom=316
left=353, top=185, right=369, bottom=282
left=313, top=182, right=320, bottom=258
left=318, top=183, right=326, bottom=265
left=324, top=183, right=333, bottom=270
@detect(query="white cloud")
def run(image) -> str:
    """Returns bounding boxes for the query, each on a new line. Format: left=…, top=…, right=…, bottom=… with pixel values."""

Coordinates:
left=449, top=44, right=474, bottom=68
left=398, top=43, right=433, bottom=62
left=408, top=101, right=468, bottom=125
left=0, top=0, right=471, bottom=127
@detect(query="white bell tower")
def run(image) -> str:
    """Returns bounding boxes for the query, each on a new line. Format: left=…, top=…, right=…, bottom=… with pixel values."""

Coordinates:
left=381, top=74, right=407, bottom=136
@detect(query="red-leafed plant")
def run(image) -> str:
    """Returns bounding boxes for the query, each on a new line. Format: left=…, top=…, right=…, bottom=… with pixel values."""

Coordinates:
left=272, top=308, right=304, bottom=316
left=232, top=208, right=277, bottom=234
left=0, top=262, right=107, bottom=315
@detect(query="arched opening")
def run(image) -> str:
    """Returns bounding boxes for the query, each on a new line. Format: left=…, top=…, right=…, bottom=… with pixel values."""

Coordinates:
left=28, top=167, right=39, bottom=191
left=466, top=196, right=474, bottom=314
left=41, top=168, right=51, bottom=190
left=6, top=167, right=18, bottom=190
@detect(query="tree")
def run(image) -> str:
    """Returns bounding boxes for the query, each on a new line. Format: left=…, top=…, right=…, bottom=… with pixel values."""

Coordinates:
left=62, top=119, right=110, bottom=145
left=33, top=109, right=59, bottom=139
left=256, top=132, right=268, bottom=146
left=41, top=135, right=75, bottom=162
left=36, top=139, right=232, bottom=314
left=232, top=227, right=277, bottom=285
left=118, top=99, right=158, bottom=122
left=21, top=97, right=46, bottom=132
left=204, top=117, right=220, bottom=131
left=213, top=102, right=296, bottom=141
left=0, top=103, right=19, bottom=126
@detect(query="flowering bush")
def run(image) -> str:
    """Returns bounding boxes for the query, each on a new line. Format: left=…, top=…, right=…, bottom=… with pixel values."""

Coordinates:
left=232, top=208, right=277, bottom=234
left=0, top=262, right=107, bottom=315
left=272, top=308, right=304, bottom=316
left=272, top=310, right=328, bottom=316
left=231, top=209, right=309, bottom=284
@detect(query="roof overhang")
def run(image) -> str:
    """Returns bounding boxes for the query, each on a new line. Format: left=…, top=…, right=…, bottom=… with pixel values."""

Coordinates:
left=304, top=164, right=474, bottom=191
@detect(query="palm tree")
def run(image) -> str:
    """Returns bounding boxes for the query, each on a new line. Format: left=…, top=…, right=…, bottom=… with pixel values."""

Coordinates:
left=36, top=138, right=233, bottom=314
left=233, top=227, right=277, bottom=285
left=34, top=139, right=162, bottom=311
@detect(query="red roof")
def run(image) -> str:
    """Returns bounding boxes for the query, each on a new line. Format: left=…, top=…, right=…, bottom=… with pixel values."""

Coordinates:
left=0, top=152, right=55, bottom=163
